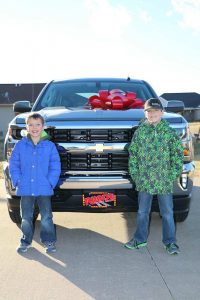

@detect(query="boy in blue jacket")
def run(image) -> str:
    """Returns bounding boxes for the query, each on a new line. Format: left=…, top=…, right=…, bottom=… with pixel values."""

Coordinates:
left=9, top=113, right=61, bottom=254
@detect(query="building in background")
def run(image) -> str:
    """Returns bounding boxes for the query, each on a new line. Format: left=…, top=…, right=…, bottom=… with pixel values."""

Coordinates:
left=0, top=83, right=45, bottom=138
left=161, top=92, right=200, bottom=122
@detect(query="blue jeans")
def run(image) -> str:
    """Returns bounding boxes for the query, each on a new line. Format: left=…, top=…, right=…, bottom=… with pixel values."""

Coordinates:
left=20, top=196, right=56, bottom=246
left=134, top=192, right=176, bottom=245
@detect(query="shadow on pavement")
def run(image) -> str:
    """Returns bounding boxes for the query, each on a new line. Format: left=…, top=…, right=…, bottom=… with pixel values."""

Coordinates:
left=9, top=182, right=200, bottom=299
left=23, top=222, right=164, bottom=300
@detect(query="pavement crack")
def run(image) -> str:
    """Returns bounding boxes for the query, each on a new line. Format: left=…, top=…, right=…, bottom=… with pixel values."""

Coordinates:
left=146, top=247, right=175, bottom=300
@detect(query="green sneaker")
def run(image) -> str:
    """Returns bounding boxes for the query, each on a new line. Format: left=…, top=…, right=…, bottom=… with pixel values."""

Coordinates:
left=44, top=242, right=56, bottom=254
left=165, top=243, right=180, bottom=255
left=124, top=238, right=147, bottom=250
left=16, top=243, right=31, bottom=253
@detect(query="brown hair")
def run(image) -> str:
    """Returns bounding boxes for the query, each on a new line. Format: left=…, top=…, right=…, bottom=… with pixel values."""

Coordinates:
left=26, top=113, right=45, bottom=125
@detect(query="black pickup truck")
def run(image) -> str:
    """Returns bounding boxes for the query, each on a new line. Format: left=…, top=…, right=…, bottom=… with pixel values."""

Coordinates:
left=3, top=78, right=195, bottom=223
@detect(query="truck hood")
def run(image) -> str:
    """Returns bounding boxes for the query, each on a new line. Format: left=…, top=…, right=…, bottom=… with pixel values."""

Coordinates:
left=15, top=107, right=185, bottom=125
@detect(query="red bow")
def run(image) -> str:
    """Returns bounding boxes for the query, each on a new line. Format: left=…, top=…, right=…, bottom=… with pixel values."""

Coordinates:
left=88, top=89, right=144, bottom=110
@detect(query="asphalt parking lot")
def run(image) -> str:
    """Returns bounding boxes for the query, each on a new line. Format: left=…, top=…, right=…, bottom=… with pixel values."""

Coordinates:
left=0, top=177, right=200, bottom=300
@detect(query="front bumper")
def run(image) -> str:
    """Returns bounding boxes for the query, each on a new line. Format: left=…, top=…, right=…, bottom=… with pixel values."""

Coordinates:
left=4, top=160, right=195, bottom=214
left=59, top=176, right=132, bottom=189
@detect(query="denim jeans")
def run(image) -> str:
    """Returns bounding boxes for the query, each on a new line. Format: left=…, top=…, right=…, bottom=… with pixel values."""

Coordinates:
left=134, top=191, right=176, bottom=245
left=20, top=196, right=56, bottom=245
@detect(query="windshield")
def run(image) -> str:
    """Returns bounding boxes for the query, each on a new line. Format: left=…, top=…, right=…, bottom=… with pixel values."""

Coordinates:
left=33, top=80, right=156, bottom=110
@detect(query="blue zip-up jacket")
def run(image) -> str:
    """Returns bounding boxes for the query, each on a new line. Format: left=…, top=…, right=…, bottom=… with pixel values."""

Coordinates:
left=9, top=132, right=61, bottom=196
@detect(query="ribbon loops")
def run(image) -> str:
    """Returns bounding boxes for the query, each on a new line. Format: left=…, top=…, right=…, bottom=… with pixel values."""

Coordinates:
left=88, top=89, right=144, bottom=110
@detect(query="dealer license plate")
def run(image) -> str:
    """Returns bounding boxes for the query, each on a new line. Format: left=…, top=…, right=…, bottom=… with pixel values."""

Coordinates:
left=83, top=191, right=116, bottom=208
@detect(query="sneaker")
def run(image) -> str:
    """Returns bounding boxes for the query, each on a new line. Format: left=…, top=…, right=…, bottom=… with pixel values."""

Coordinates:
left=165, top=243, right=180, bottom=255
left=16, top=243, right=31, bottom=253
left=44, top=242, right=56, bottom=253
left=124, top=238, right=147, bottom=250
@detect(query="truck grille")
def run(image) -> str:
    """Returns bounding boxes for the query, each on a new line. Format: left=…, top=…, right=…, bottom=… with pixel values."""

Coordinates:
left=46, top=128, right=134, bottom=143
left=60, top=152, right=129, bottom=171
left=48, top=128, right=134, bottom=172
left=12, top=127, right=134, bottom=173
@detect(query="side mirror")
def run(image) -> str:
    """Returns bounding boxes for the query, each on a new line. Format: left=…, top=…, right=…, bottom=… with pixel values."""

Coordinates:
left=165, top=100, right=185, bottom=113
left=13, top=101, right=32, bottom=113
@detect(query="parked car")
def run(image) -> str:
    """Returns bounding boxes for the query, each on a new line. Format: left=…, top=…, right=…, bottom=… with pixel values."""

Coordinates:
left=3, top=77, right=195, bottom=224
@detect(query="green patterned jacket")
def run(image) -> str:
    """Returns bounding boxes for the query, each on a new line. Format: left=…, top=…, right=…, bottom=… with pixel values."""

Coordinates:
left=128, top=119, right=184, bottom=195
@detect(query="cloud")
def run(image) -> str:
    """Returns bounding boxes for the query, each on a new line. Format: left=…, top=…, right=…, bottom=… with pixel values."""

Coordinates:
left=138, top=10, right=152, bottom=23
left=84, top=0, right=132, bottom=38
left=171, top=0, right=200, bottom=34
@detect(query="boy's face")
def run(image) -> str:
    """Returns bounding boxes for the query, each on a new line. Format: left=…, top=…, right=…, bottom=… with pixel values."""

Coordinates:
left=145, top=109, right=163, bottom=125
left=26, top=118, right=44, bottom=139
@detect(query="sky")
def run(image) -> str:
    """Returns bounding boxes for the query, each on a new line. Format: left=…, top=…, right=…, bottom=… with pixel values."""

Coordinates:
left=0, top=0, right=200, bottom=95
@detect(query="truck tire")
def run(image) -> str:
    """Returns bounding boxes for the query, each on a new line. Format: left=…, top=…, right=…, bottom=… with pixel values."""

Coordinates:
left=8, top=210, right=21, bottom=224
left=174, top=212, right=189, bottom=223
left=8, top=210, right=39, bottom=225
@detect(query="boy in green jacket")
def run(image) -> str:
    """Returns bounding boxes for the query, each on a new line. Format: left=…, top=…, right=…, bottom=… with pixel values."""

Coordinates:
left=124, top=98, right=183, bottom=254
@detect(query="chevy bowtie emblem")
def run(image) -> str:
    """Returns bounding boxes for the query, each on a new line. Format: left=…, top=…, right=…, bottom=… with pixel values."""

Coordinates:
left=96, top=144, right=104, bottom=152
left=89, top=144, right=113, bottom=152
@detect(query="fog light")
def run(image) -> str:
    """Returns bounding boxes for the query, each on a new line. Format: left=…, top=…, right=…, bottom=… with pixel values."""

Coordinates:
left=180, top=174, right=188, bottom=189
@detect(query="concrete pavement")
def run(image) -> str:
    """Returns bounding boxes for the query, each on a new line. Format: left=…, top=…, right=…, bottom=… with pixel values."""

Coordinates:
left=0, top=178, right=6, bottom=198
left=0, top=177, right=200, bottom=300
